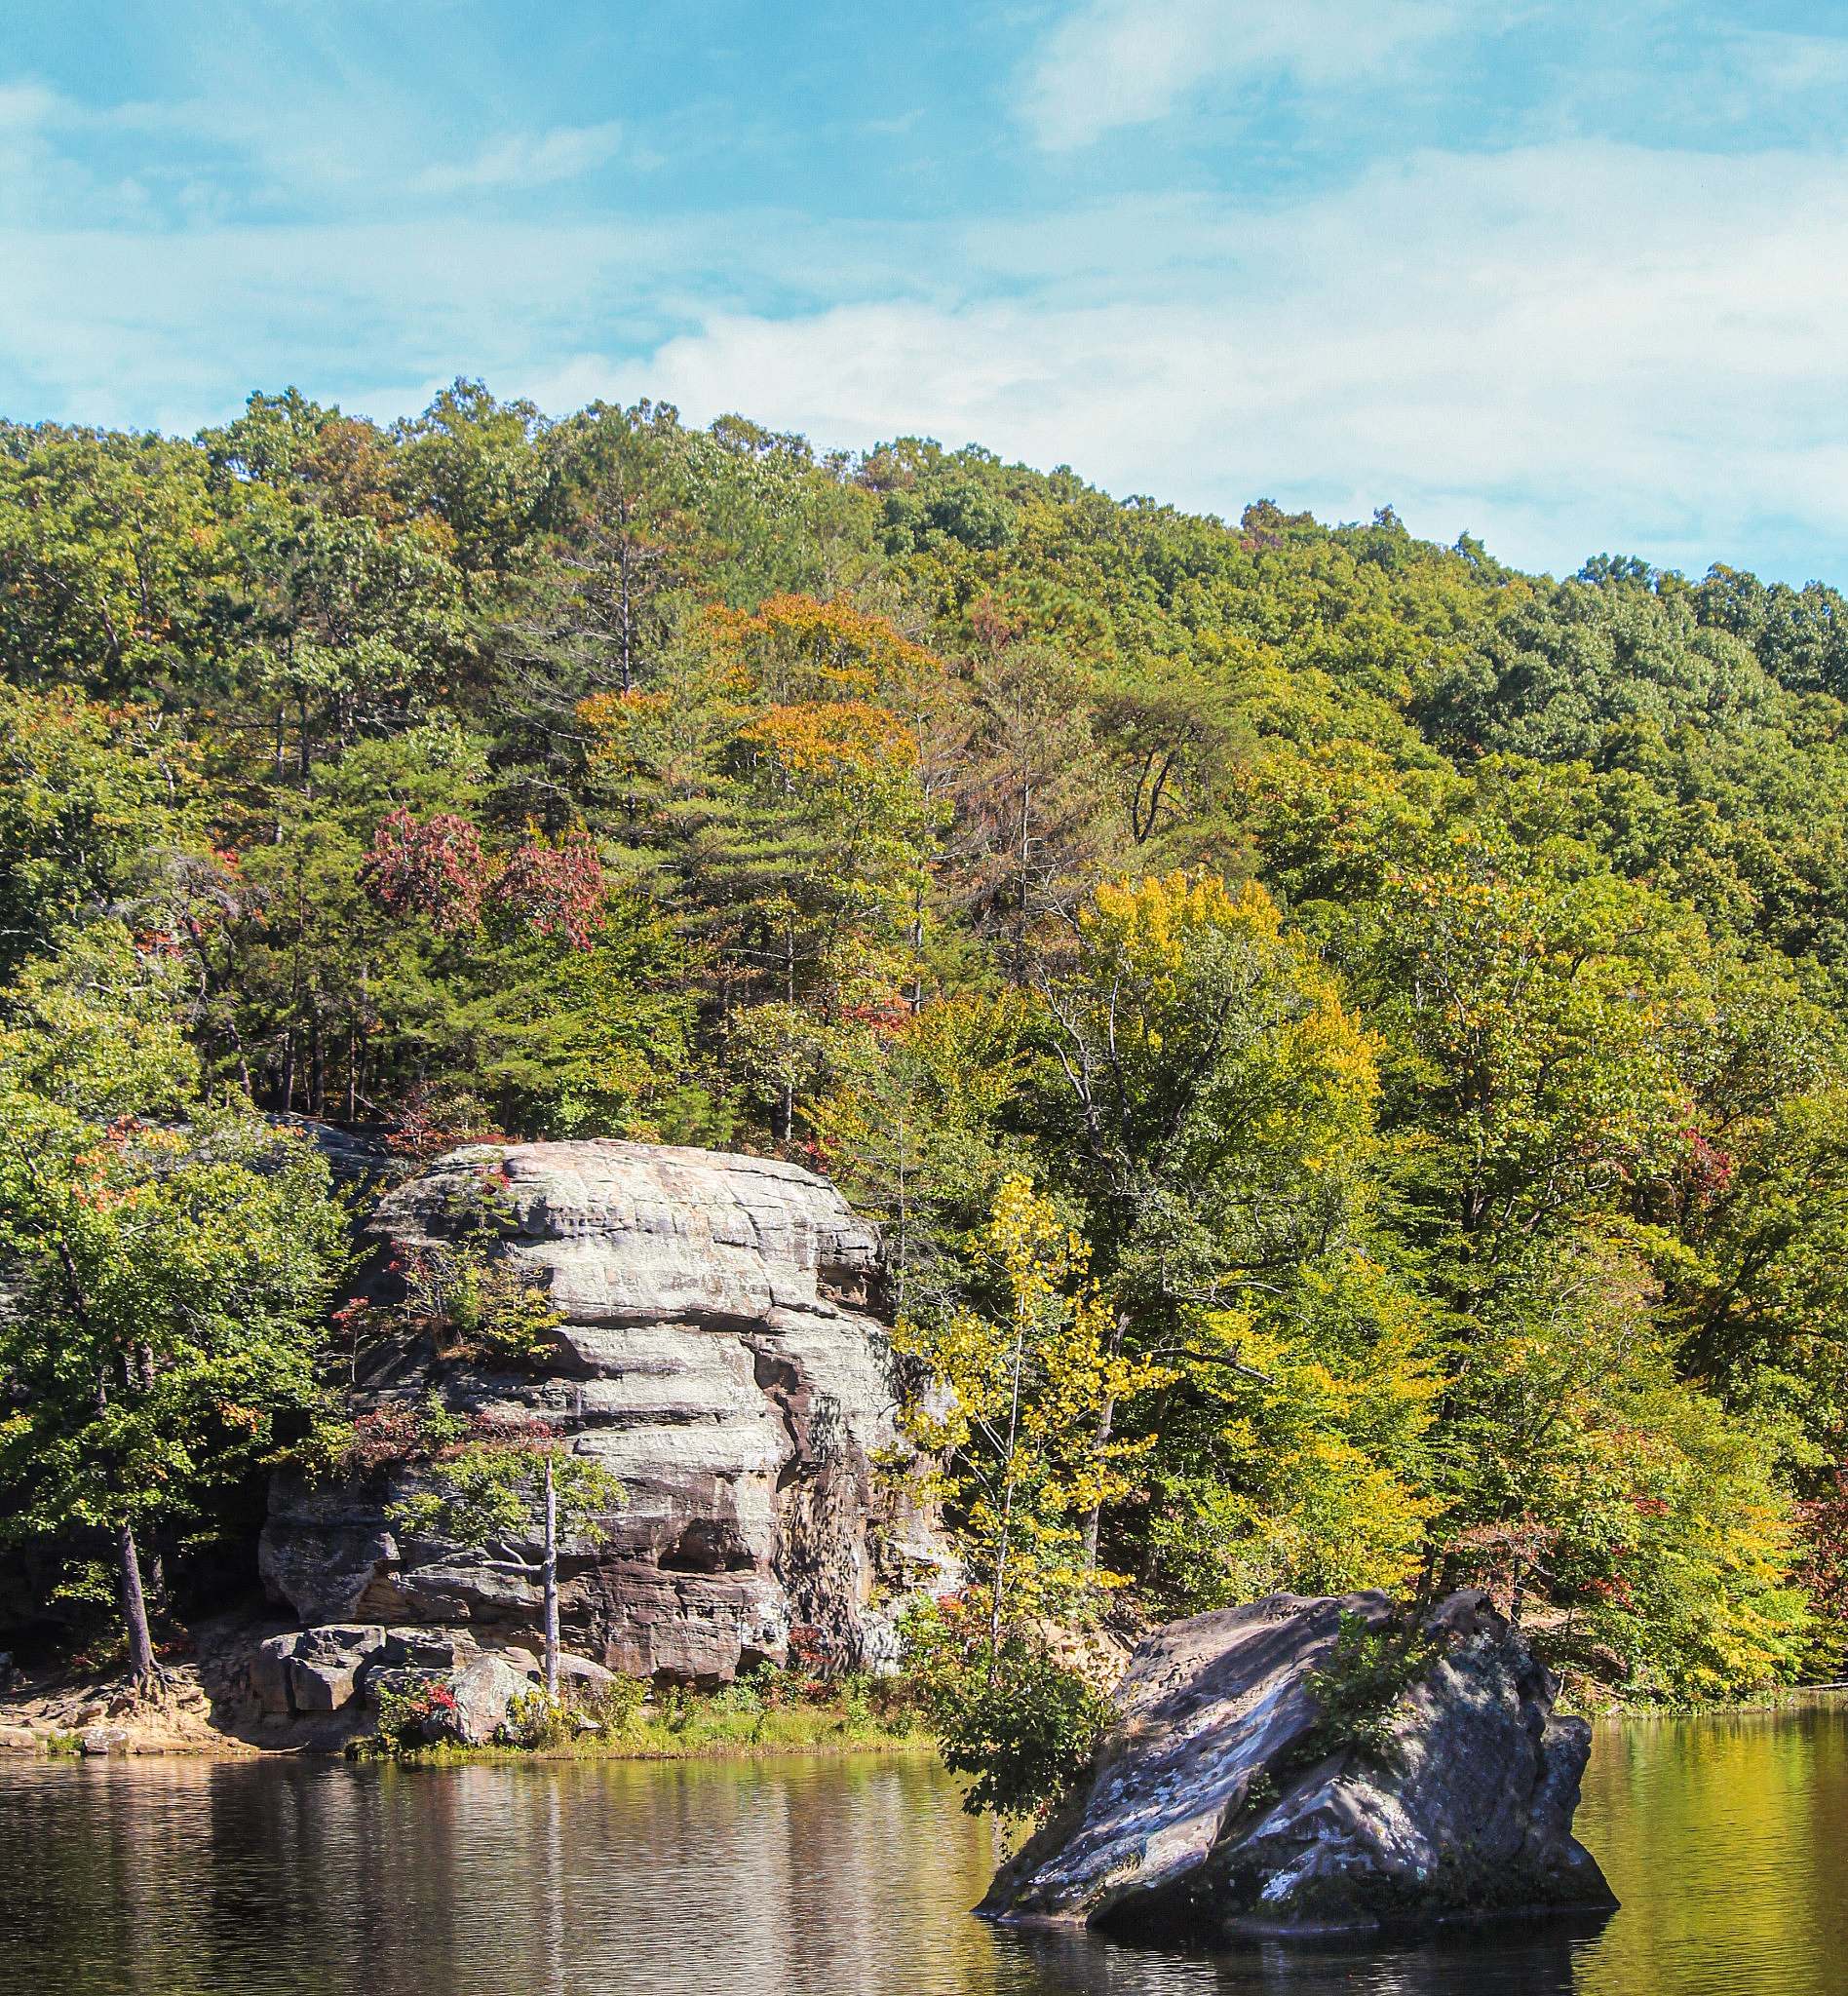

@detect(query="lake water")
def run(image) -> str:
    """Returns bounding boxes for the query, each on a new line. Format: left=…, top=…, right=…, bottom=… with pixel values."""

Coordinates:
left=3, top=1700, right=1846, bottom=1996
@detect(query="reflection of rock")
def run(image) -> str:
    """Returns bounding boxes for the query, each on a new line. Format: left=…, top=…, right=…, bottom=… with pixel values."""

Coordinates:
left=983, top=1590, right=1617, bottom=1942
left=260, top=1140, right=947, bottom=1684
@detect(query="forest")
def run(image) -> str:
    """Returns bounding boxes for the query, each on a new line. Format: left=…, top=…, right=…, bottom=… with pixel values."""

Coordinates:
left=4, top=380, right=1848, bottom=1709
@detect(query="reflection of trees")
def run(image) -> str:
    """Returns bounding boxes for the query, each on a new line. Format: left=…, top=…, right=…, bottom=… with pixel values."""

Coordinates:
left=32, top=1719, right=1848, bottom=1996
left=1574, top=1703, right=1848, bottom=1995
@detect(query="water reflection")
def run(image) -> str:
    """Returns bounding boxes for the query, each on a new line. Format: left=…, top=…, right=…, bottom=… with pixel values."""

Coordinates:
left=0, top=1701, right=1844, bottom=1996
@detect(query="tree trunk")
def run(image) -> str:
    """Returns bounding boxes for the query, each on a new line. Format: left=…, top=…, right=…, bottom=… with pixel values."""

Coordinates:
left=542, top=1456, right=559, bottom=1698
left=89, top=1351, right=158, bottom=1689
left=988, top=1319, right=1028, bottom=1676
left=1080, top=1397, right=1113, bottom=1570
left=117, top=1517, right=158, bottom=1687
left=1080, top=1309, right=1132, bottom=1569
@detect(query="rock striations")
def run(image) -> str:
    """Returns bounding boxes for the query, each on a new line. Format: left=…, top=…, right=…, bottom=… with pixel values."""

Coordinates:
left=260, top=1140, right=943, bottom=1683
left=982, top=1590, right=1616, bottom=1943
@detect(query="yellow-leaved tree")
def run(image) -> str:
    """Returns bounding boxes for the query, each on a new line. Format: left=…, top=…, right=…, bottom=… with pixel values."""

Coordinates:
left=1029, top=869, right=1388, bottom=1578
left=898, top=1172, right=1171, bottom=1660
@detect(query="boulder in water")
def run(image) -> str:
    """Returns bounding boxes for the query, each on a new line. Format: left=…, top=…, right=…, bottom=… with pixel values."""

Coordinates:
left=982, top=1589, right=1616, bottom=1942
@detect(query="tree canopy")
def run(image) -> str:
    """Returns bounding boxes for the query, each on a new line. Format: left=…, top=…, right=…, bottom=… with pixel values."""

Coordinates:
left=7, top=384, right=1848, bottom=1698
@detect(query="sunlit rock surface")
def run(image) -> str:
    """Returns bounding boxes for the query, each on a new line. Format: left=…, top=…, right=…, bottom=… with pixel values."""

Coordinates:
left=261, top=1141, right=944, bottom=1682
left=982, top=1589, right=1616, bottom=1941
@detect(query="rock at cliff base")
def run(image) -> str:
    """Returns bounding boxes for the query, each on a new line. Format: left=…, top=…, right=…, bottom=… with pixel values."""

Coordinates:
left=434, top=1653, right=531, bottom=1746
left=982, top=1590, right=1616, bottom=1943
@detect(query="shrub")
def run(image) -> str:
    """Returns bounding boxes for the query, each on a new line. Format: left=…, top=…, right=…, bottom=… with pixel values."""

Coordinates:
left=905, top=1600, right=1113, bottom=1819
left=583, top=1672, right=649, bottom=1734
left=370, top=1678, right=458, bottom=1754
left=504, top=1687, right=573, bottom=1748
left=1295, top=1610, right=1440, bottom=1768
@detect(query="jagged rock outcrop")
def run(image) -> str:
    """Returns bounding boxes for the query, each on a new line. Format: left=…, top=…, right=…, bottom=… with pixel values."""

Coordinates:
left=983, top=1590, right=1616, bottom=1942
left=261, top=1141, right=944, bottom=1683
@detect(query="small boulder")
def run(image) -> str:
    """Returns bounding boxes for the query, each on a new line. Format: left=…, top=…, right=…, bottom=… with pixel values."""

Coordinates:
left=554, top=1654, right=616, bottom=1693
left=288, top=1658, right=361, bottom=1712
left=439, top=1654, right=530, bottom=1746
left=78, top=1726, right=131, bottom=1756
left=248, top=1625, right=387, bottom=1716
left=982, top=1590, right=1616, bottom=1943
left=485, top=1647, right=613, bottom=1693
left=249, top=1635, right=297, bottom=1716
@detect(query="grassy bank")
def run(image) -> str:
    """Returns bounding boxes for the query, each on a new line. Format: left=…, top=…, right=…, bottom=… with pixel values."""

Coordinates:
left=362, top=1671, right=935, bottom=1764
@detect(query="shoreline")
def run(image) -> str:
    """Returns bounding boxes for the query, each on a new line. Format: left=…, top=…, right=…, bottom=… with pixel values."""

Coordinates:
left=0, top=1688, right=933, bottom=1765
left=0, top=1729, right=937, bottom=1764
left=9, top=1672, right=1842, bottom=1765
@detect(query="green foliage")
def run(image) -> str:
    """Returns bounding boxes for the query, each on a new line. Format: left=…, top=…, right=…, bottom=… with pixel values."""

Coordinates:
left=503, top=1686, right=574, bottom=1748
left=896, top=1172, right=1171, bottom=1642
left=1140, top=1262, right=1441, bottom=1611
left=1434, top=1235, right=1811, bottom=1700
left=1297, top=1612, right=1441, bottom=1768
left=12, top=380, right=1848, bottom=1713
left=368, top=1677, right=460, bottom=1755
left=904, top=1598, right=1113, bottom=1819
left=382, top=1238, right=563, bottom=1367
left=388, top=1425, right=621, bottom=1555
left=581, top=1672, right=651, bottom=1734
left=0, top=929, right=347, bottom=1665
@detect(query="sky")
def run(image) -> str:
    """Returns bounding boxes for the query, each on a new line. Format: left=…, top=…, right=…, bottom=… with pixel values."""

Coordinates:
left=4, top=0, right=1848, bottom=584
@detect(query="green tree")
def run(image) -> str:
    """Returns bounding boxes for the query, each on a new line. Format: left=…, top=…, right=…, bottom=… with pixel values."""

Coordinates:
left=0, top=934, right=345, bottom=1683
left=898, top=1173, right=1168, bottom=1653
left=1028, top=870, right=1382, bottom=1561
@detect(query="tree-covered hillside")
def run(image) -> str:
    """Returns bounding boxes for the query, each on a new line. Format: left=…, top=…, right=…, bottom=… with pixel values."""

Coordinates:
left=6, top=382, right=1848, bottom=1702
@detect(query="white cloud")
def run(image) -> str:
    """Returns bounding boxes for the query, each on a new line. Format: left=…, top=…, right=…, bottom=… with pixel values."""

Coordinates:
left=5, top=135, right=1848, bottom=581
left=0, top=80, right=63, bottom=132
left=1021, top=0, right=1459, bottom=150
left=541, top=141, right=1848, bottom=578
left=1726, top=29, right=1848, bottom=96
left=409, top=122, right=624, bottom=196
left=0, top=68, right=626, bottom=218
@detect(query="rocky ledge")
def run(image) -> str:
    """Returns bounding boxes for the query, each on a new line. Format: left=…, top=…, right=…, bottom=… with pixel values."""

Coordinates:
left=224, top=1622, right=612, bottom=1747
left=260, top=1140, right=945, bottom=1684
left=982, top=1590, right=1617, bottom=1942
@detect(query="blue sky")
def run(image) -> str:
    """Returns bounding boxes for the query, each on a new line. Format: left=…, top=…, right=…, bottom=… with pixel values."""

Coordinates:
left=5, top=1, right=1848, bottom=583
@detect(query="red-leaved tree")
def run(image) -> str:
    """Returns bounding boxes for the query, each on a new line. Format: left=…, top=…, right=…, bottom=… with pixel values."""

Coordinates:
left=491, top=831, right=605, bottom=948
left=360, top=808, right=489, bottom=933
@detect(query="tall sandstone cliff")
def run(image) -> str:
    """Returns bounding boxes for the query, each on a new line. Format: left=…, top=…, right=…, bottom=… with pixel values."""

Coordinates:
left=260, top=1140, right=942, bottom=1683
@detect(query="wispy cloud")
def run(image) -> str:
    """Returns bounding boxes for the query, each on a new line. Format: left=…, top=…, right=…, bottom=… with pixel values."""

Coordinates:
left=409, top=121, right=624, bottom=195
left=1020, top=0, right=1460, bottom=150
left=545, top=141, right=1848, bottom=580
left=0, top=71, right=626, bottom=220
left=1726, top=28, right=1848, bottom=96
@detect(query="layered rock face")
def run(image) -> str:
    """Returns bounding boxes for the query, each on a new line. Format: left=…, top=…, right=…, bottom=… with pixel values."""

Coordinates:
left=983, top=1590, right=1616, bottom=1942
left=261, top=1141, right=940, bottom=1683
